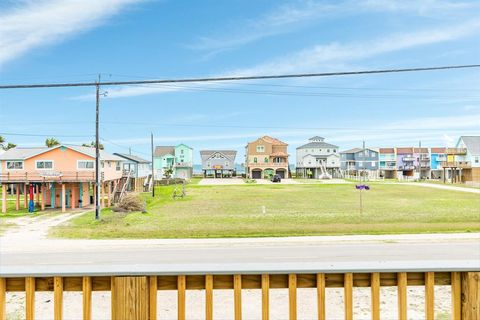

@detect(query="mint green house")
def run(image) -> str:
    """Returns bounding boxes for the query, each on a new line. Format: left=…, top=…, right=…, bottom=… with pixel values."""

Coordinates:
left=154, top=144, right=193, bottom=179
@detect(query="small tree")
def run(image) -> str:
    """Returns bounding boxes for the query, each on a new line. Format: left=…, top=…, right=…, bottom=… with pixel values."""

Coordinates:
left=45, top=138, right=60, bottom=148
left=164, top=167, right=174, bottom=179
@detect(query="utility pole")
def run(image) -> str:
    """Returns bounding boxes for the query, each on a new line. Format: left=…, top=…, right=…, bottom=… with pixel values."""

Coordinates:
left=95, top=78, right=101, bottom=220
left=151, top=132, right=155, bottom=197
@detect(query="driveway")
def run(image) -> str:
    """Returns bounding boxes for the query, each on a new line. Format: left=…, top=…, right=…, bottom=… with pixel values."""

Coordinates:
left=198, top=178, right=245, bottom=185
left=402, top=182, right=480, bottom=194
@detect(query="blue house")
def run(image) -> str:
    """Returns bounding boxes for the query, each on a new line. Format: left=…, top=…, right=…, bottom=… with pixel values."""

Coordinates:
left=340, top=147, right=379, bottom=178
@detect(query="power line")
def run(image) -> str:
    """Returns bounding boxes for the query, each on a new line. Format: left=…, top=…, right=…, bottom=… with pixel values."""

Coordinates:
left=0, top=132, right=94, bottom=138
left=0, top=64, right=479, bottom=89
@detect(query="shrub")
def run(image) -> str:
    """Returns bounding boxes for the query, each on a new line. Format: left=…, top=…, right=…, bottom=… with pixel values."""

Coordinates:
left=116, top=193, right=146, bottom=213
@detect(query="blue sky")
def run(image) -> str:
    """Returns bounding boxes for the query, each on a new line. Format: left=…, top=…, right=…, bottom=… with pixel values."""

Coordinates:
left=0, top=0, right=479, bottom=163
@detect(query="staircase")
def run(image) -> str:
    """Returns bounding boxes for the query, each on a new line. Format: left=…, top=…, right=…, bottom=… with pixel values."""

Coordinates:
left=114, top=170, right=133, bottom=204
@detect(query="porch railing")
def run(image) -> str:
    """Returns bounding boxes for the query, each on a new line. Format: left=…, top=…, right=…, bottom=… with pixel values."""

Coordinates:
left=1, top=268, right=478, bottom=319
left=0, top=171, right=96, bottom=183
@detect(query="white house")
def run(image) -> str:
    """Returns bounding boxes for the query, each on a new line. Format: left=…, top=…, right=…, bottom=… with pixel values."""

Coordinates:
left=296, top=136, right=340, bottom=178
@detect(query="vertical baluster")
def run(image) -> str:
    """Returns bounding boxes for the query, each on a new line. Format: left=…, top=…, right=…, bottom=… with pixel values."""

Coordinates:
left=371, top=273, right=380, bottom=320
left=0, top=278, right=6, bottom=320
left=205, top=275, right=213, bottom=320
left=82, top=276, right=92, bottom=320
left=451, top=272, right=461, bottom=320
left=233, top=275, right=242, bottom=320
left=149, top=276, right=157, bottom=320
left=289, top=274, right=297, bottom=320
left=54, top=277, right=63, bottom=320
left=261, top=274, right=269, bottom=320
left=425, top=272, right=435, bottom=320
left=317, top=274, right=325, bottom=320
left=344, top=273, right=353, bottom=320
left=397, top=272, right=407, bottom=320
left=177, top=275, right=186, bottom=320
left=25, top=277, right=35, bottom=320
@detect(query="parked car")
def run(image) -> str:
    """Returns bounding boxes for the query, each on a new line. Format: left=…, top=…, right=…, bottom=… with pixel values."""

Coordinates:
left=271, top=174, right=282, bottom=183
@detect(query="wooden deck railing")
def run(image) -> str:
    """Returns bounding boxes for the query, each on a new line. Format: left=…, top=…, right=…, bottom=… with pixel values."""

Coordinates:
left=0, top=171, right=96, bottom=183
left=1, top=271, right=479, bottom=319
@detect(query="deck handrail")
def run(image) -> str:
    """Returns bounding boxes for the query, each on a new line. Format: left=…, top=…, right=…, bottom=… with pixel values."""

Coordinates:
left=1, top=266, right=479, bottom=319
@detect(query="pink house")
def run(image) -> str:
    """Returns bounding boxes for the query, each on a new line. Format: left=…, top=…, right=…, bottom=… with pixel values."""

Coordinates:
left=0, top=145, right=123, bottom=213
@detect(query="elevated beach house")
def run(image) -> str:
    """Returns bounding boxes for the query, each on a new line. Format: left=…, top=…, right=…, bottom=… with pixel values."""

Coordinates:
left=449, top=136, right=480, bottom=183
left=0, top=145, right=123, bottom=213
left=430, top=147, right=446, bottom=180
left=113, top=153, right=152, bottom=191
left=340, top=147, right=379, bottom=178
left=379, top=148, right=396, bottom=179
left=154, top=144, right=193, bottom=179
left=296, top=136, right=340, bottom=178
left=245, top=136, right=289, bottom=179
left=200, top=150, right=237, bottom=178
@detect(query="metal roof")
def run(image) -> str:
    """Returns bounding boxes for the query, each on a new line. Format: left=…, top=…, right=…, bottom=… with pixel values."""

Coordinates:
left=459, top=136, right=480, bottom=155
left=0, top=145, right=122, bottom=161
left=154, top=146, right=175, bottom=157
left=297, top=141, right=338, bottom=149
left=200, top=150, right=237, bottom=161
left=114, top=153, right=151, bottom=163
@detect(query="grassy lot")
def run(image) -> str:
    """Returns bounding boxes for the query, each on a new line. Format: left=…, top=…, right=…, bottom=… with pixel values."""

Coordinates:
left=51, top=183, right=480, bottom=239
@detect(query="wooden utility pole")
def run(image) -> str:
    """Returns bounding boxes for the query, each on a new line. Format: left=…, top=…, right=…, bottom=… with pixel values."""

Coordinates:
left=151, top=133, right=155, bottom=197
left=95, top=80, right=101, bottom=220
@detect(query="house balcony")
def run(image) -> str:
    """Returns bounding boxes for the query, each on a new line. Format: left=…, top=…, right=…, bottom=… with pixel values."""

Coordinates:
left=446, top=148, right=467, bottom=155
left=247, top=162, right=288, bottom=168
left=380, top=165, right=397, bottom=170
left=441, top=161, right=471, bottom=168
left=398, top=165, right=415, bottom=171
left=402, top=156, right=416, bottom=162
left=0, top=171, right=96, bottom=183
left=173, top=162, right=193, bottom=168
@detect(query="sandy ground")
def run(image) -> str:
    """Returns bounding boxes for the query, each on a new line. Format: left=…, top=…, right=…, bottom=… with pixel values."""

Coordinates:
left=198, top=178, right=246, bottom=185
left=5, top=286, right=451, bottom=319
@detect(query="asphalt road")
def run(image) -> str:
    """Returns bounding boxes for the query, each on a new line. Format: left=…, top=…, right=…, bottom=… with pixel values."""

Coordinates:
left=1, top=239, right=479, bottom=276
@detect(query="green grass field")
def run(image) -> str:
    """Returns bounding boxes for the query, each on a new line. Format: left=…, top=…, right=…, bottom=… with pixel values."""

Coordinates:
left=51, top=183, right=480, bottom=239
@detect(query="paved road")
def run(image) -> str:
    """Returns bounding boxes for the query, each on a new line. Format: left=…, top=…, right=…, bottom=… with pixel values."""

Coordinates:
left=1, top=239, right=479, bottom=276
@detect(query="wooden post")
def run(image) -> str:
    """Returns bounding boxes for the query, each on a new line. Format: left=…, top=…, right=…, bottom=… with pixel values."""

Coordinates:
left=234, top=275, right=242, bottom=320
left=451, top=272, right=461, bottom=320
left=41, top=184, right=45, bottom=211
left=371, top=272, right=380, bottom=320
left=0, top=278, right=5, bottom=320
left=462, top=272, right=480, bottom=319
left=397, top=272, right=407, bottom=320
left=261, top=274, right=269, bottom=320
left=107, top=181, right=111, bottom=207
left=82, top=276, right=92, bottom=320
left=289, top=274, right=297, bottom=320
left=61, top=184, right=66, bottom=213
left=1, top=184, right=6, bottom=213
left=35, top=185, right=39, bottom=206
left=206, top=275, right=213, bottom=320
left=317, top=274, right=326, bottom=320
left=111, top=276, right=149, bottom=320
left=54, top=277, right=63, bottom=320
left=425, top=272, right=435, bottom=320
left=149, top=276, right=157, bottom=320
left=23, top=183, right=28, bottom=208
left=71, top=184, right=76, bottom=209
left=177, top=276, right=186, bottom=320
left=344, top=273, right=353, bottom=320
left=26, top=277, right=35, bottom=320
left=15, top=184, right=20, bottom=211
left=101, top=182, right=105, bottom=208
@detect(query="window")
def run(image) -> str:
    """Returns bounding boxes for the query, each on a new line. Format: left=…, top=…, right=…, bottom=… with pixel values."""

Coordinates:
left=181, top=149, right=184, bottom=154
left=108, top=161, right=112, bottom=168
left=254, top=157, right=258, bottom=163
left=358, top=161, right=363, bottom=166
left=36, top=160, right=53, bottom=169
left=264, top=157, right=268, bottom=163
left=327, top=149, right=330, bottom=153
left=207, top=161, right=211, bottom=167
left=116, top=162, right=121, bottom=171
left=6, top=161, right=23, bottom=170
left=333, top=149, right=336, bottom=153
left=371, top=161, right=375, bottom=166
left=475, top=157, right=479, bottom=164
left=225, top=161, right=229, bottom=167
left=78, top=160, right=94, bottom=169
left=256, top=145, right=265, bottom=152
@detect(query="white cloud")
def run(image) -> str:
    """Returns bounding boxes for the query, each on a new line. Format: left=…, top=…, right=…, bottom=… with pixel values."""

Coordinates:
left=188, top=0, right=479, bottom=55
left=0, top=0, right=142, bottom=66
left=226, top=18, right=480, bottom=77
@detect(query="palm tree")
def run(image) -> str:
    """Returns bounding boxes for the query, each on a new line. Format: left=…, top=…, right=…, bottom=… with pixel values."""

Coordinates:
left=0, top=135, right=4, bottom=150
left=5, top=143, right=16, bottom=150
left=45, top=138, right=60, bottom=148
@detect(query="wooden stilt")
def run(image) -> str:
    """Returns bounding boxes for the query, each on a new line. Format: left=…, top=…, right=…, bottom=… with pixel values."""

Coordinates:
left=41, top=183, right=46, bottom=211
left=1, top=183, right=6, bottom=213
left=107, top=181, right=111, bottom=207
left=23, top=183, right=28, bottom=208
left=61, top=184, right=66, bottom=213
left=15, top=184, right=20, bottom=211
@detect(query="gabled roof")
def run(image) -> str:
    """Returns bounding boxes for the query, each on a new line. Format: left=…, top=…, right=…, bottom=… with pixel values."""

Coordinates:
left=340, top=147, right=378, bottom=154
left=114, top=153, right=151, bottom=164
left=458, top=136, right=480, bottom=155
left=175, top=143, right=193, bottom=150
left=259, top=136, right=288, bottom=146
left=200, top=150, right=237, bottom=161
left=154, top=146, right=175, bottom=157
left=297, top=141, right=338, bottom=149
left=413, top=147, right=428, bottom=153
left=396, top=147, right=414, bottom=154
left=379, top=148, right=395, bottom=154
left=0, top=145, right=122, bottom=161
left=309, top=136, right=325, bottom=141
left=431, top=147, right=446, bottom=154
